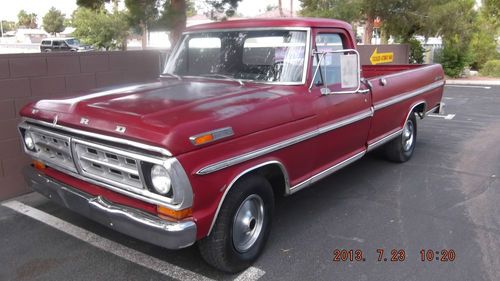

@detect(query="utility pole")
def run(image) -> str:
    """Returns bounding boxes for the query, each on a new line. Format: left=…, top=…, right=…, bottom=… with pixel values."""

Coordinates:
left=290, top=0, right=293, bottom=17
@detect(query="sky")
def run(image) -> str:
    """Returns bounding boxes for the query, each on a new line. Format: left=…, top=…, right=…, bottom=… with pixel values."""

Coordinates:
left=0, top=0, right=302, bottom=22
left=0, top=0, right=78, bottom=21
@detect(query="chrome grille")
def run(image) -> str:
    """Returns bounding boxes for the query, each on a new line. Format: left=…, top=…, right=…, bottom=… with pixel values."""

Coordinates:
left=19, top=120, right=193, bottom=209
left=29, top=128, right=77, bottom=172
left=74, top=140, right=144, bottom=190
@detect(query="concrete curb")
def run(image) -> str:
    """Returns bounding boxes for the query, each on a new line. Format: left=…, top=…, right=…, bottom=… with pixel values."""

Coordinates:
left=446, top=79, right=500, bottom=86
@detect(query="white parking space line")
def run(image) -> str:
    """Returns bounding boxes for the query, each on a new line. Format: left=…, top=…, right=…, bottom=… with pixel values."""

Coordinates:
left=234, top=266, right=266, bottom=281
left=428, top=114, right=456, bottom=120
left=445, top=85, right=492, bottom=89
left=2, top=200, right=265, bottom=281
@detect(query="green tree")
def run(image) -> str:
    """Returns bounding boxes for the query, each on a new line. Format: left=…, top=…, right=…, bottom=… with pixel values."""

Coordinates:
left=17, top=10, right=38, bottom=29
left=76, top=0, right=241, bottom=47
left=407, top=38, right=425, bottom=64
left=76, top=0, right=109, bottom=10
left=42, top=7, right=66, bottom=35
left=484, top=0, right=500, bottom=25
left=300, top=0, right=361, bottom=24
left=1, top=21, right=16, bottom=36
left=470, top=14, right=498, bottom=70
left=204, top=0, right=243, bottom=19
left=438, top=35, right=473, bottom=77
left=125, top=0, right=160, bottom=48
left=72, top=7, right=129, bottom=50
left=157, top=0, right=242, bottom=45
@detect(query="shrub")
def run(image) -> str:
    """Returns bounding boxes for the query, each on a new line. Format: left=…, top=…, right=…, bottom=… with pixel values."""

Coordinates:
left=438, top=36, right=472, bottom=78
left=469, top=18, right=498, bottom=70
left=407, top=38, right=425, bottom=64
left=481, top=60, right=500, bottom=77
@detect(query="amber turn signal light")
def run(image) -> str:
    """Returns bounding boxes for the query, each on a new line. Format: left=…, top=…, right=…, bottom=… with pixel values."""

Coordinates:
left=191, top=134, right=214, bottom=146
left=33, top=160, right=46, bottom=170
left=157, top=206, right=192, bottom=220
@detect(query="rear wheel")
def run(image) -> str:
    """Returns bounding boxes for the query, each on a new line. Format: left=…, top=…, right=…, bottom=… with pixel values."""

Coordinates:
left=198, top=176, right=274, bottom=273
left=384, top=112, right=417, bottom=162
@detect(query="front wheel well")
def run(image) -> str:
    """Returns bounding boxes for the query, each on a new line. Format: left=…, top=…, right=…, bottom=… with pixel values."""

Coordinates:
left=232, top=162, right=288, bottom=198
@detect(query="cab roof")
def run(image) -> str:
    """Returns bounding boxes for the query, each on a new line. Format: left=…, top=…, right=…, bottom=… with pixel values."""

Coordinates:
left=185, top=17, right=353, bottom=32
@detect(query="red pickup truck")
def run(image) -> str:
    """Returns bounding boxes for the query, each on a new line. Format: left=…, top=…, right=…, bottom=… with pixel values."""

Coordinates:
left=18, top=18, right=444, bottom=272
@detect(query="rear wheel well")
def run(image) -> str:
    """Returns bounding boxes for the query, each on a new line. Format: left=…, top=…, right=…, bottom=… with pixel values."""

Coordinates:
left=412, top=102, right=426, bottom=119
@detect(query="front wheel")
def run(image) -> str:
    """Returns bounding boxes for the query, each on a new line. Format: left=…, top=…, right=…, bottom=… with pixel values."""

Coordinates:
left=198, top=176, right=274, bottom=273
left=384, top=112, right=417, bottom=162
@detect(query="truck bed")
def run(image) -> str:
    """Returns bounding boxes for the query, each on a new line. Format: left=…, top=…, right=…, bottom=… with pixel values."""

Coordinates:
left=362, top=64, right=426, bottom=78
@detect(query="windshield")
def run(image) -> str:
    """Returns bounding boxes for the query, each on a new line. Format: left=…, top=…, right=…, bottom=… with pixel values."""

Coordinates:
left=163, top=29, right=308, bottom=84
left=65, top=39, right=81, bottom=46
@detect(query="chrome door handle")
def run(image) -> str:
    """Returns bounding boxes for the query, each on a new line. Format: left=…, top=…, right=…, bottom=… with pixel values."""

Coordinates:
left=357, top=89, right=370, bottom=94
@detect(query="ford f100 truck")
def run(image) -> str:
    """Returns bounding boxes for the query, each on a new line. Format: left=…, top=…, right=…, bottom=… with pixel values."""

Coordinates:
left=18, top=18, right=444, bottom=272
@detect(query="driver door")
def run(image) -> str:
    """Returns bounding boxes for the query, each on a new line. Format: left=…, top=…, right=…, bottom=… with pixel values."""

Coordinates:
left=310, top=30, right=372, bottom=172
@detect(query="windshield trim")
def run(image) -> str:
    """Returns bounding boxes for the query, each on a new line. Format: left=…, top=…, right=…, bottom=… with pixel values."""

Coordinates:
left=163, top=27, right=311, bottom=86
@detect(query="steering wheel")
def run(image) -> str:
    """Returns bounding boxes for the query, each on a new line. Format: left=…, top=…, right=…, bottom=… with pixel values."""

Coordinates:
left=271, top=61, right=283, bottom=81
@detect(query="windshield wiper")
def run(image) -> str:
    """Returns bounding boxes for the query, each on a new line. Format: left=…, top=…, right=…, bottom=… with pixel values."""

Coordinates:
left=160, top=73, right=182, bottom=81
left=199, top=73, right=244, bottom=86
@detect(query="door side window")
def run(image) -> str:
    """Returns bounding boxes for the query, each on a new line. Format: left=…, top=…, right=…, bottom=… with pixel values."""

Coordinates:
left=312, top=33, right=345, bottom=87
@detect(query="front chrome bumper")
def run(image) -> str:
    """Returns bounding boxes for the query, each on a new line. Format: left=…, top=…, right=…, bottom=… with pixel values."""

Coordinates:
left=23, top=166, right=197, bottom=249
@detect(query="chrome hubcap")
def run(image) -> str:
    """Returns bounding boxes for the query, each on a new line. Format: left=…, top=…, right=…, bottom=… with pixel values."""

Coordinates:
left=402, top=120, right=415, bottom=151
left=232, top=194, right=264, bottom=253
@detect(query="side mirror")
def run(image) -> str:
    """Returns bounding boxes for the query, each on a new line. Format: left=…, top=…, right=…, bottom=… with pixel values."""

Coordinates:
left=309, top=49, right=361, bottom=95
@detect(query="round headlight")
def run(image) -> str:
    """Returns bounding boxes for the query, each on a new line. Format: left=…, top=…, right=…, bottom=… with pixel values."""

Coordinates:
left=150, top=165, right=171, bottom=195
left=24, top=132, right=35, bottom=150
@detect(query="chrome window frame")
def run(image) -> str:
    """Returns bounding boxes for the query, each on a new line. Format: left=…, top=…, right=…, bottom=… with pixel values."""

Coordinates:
left=163, top=27, right=312, bottom=86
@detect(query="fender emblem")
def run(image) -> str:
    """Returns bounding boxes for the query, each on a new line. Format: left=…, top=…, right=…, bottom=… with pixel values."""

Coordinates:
left=52, top=115, right=58, bottom=127
left=80, top=117, right=89, bottom=125
left=115, top=125, right=126, bottom=133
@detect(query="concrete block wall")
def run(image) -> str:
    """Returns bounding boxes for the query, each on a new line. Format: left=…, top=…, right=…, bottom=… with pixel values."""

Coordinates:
left=0, top=51, right=163, bottom=201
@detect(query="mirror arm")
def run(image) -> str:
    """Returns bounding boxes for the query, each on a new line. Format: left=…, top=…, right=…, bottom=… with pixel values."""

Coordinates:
left=308, top=51, right=327, bottom=92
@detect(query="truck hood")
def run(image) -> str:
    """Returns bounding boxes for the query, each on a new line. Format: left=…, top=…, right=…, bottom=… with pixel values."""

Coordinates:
left=22, top=79, right=296, bottom=155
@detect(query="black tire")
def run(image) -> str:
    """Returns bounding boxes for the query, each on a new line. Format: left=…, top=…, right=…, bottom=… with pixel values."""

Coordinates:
left=198, top=176, right=274, bottom=273
left=384, top=112, right=417, bottom=162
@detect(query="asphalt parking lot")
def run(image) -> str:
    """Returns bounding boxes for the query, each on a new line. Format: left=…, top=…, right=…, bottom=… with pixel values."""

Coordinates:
left=1, top=84, right=499, bottom=281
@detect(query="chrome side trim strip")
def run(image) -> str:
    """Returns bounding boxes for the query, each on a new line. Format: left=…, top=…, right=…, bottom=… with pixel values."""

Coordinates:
left=23, top=118, right=173, bottom=157
left=196, top=109, right=372, bottom=175
left=373, top=80, right=444, bottom=111
left=207, top=160, right=289, bottom=235
left=318, top=110, right=373, bottom=135
left=287, top=150, right=366, bottom=195
left=366, top=129, right=403, bottom=152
